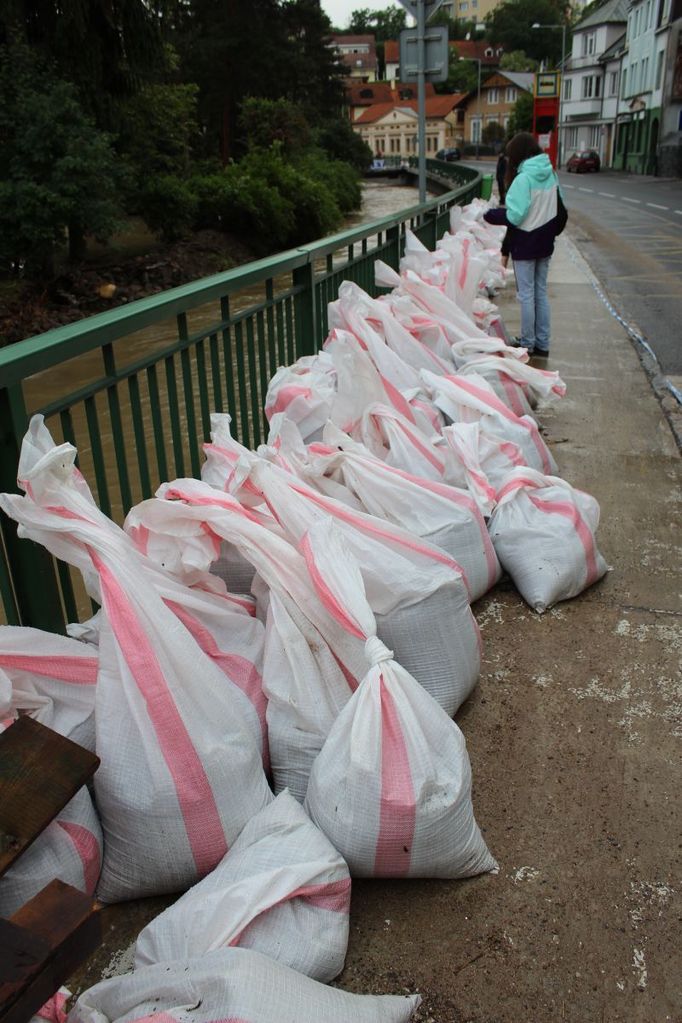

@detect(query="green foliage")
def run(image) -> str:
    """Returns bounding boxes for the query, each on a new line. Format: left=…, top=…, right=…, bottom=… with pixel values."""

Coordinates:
left=500, top=49, right=539, bottom=71
left=298, top=150, right=362, bottom=214
left=0, top=0, right=167, bottom=132
left=482, top=121, right=506, bottom=145
left=0, top=42, right=121, bottom=275
left=119, top=82, right=200, bottom=183
left=239, top=97, right=311, bottom=156
left=435, top=45, right=480, bottom=94
left=137, top=175, right=198, bottom=242
left=508, top=91, right=534, bottom=136
left=485, top=0, right=570, bottom=64
left=346, top=6, right=406, bottom=38
left=315, top=117, right=373, bottom=172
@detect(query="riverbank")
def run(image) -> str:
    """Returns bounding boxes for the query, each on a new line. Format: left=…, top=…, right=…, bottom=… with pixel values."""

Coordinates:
left=0, top=225, right=258, bottom=347
left=0, top=183, right=424, bottom=348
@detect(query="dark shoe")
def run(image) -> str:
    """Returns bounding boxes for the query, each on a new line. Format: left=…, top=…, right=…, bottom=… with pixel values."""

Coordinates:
left=509, top=336, right=534, bottom=353
left=532, top=348, right=549, bottom=359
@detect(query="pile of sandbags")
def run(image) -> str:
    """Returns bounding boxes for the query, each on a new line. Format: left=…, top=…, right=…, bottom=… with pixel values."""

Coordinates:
left=0, top=198, right=608, bottom=1022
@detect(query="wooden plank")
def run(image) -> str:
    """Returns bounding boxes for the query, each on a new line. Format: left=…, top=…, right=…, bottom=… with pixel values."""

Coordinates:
left=0, top=718, right=99, bottom=877
left=0, top=880, right=100, bottom=1023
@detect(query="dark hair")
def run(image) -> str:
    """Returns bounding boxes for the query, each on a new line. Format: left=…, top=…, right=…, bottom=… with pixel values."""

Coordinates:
left=504, top=132, right=542, bottom=191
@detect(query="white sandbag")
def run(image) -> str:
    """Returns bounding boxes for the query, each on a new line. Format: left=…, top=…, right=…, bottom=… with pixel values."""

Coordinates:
left=488, top=467, right=609, bottom=612
left=0, top=419, right=272, bottom=903
left=0, top=628, right=103, bottom=915
left=135, top=790, right=350, bottom=981
left=329, top=280, right=453, bottom=376
left=459, top=353, right=566, bottom=416
left=128, top=480, right=367, bottom=802
left=303, top=521, right=496, bottom=879
left=438, top=422, right=526, bottom=516
left=0, top=627, right=98, bottom=750
left=264, top=352, right=336, bottom=442
left=353, top=402, right=448, bottom=481
left=69, top=948, right=421, bottom=1023
left=229, top=456, right=480, bottom=716
left=421, top=370, right=557, bottom=475
left=307, top=424, right=500, bottom=601
left=0, top=783, right=101, bottom=917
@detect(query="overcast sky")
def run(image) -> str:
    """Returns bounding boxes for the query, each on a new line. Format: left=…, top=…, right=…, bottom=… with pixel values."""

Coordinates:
left=320, top=0, right=398, bottom=30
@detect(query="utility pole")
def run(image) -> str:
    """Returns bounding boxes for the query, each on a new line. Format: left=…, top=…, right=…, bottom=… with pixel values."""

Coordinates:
left=416, top=0, right=427, bottom=202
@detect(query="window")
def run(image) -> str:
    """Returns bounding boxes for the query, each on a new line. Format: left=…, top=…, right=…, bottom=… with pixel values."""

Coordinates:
left=609, top=71, right=618, bottom=95
left=646, top=0, right=651, bottom=27
left=360, top=88, right=373, bottom=99
left=642, top=56, right=649, bottom=89
left=590, top=125, right=601, bottom=147
left=622, top=67, right=628, bottom=95
left=564, top=78, right=573, bottom=100
left=472, top=0, right=478, bottom=7
left=656, top=50, right=664, bottom=89
left=460, top=1, right=468, bottom=10
left=485, top=47, right=493, bottom=56
left=566, top=127, right=578, bottom=149
left=487, top=88, right=499, bottom=103
left=398, top=88, right=414, bottom=99
left=587, top=32, right=596, bottom=55
left=503, top=114, right=510, bottom=129
left=505, top=86, right=516, bottom=102
left=471, top=117, right=482, bottom=142
left=582, top=75, right=600, bottom=98
left=631, top=61, right=638, bottom=91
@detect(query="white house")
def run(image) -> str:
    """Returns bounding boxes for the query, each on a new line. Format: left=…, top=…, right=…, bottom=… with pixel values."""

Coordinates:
left=560, top=0, right=628, bottom=167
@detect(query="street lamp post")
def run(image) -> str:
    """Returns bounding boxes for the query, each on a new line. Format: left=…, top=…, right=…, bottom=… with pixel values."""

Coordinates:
left=532, top=21, right=567, bottom=167
left=460, top=56, right=482, bottom=159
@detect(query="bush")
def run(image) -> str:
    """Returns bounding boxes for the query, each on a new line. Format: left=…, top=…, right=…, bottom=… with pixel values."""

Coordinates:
left=138, top=176, right=198, bottom=242
left=299, top=151, right=362, bottom=214
left=189, top=169, right=295, bottom=252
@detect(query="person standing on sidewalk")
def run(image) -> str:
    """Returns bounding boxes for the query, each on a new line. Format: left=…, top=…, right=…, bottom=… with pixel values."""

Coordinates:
left=483, top=132, right=567, bottom=358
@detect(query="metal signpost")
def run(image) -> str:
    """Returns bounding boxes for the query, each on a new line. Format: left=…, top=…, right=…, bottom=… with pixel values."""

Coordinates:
left=398, top=0, right=449, bottom=202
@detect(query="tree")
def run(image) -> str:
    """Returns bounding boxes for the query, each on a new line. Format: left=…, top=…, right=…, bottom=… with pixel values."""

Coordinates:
left=0, top=0, right=166, bottom=132
left=486, top=0, right=570, bottom=65
left=500, top=49, right=538, bottom=71
left=482, top=120, right=506, bottom=147
left=507, top=90, right=534, bottom=136
left=0, top=42, right=121, bottom=274
left=346, top=6, right=406, bottom=38
left=118, top=82, right=200, bottom=183
left=435, top=45, right=480, bottom=95
left=315, top=117, right=373, bottom=172
left=239, top=97, right=312, bottom=156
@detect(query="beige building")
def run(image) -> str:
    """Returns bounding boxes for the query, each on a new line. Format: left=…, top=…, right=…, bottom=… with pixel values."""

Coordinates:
left=463, top=70, right=533, bottom=144
left=354, top=95, right=466, bottom=157
left=329, top=34, right=379, bottom=82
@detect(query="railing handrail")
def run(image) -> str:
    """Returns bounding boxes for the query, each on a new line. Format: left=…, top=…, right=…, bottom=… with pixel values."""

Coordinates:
left=0, top=169, right=481, bottom=386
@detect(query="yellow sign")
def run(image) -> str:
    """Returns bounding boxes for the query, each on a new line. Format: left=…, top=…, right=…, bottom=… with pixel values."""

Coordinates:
left=535, top=72, right=560, bottom=97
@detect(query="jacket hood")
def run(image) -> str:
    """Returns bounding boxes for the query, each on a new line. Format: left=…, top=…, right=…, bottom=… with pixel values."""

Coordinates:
left=519, top=153, right=554, bottom=184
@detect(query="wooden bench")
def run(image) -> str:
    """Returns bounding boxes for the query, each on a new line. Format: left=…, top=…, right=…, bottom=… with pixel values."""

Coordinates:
left=0, top=717, right=101, bottom=1023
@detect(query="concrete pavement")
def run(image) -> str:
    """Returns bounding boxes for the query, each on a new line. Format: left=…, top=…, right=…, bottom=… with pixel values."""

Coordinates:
left=67, top=233, right=682, bottom=1022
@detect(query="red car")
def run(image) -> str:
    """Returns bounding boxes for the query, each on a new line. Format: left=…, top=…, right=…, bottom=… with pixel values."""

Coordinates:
left=566, top=149, right=601, bottom=173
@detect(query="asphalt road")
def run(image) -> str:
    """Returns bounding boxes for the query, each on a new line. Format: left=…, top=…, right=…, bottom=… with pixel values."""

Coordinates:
left=558, top=169, right=682, bottom=378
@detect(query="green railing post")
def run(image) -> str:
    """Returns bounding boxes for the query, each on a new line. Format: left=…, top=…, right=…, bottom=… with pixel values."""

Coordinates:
left=0, top=385, right=65, bottom=631
left=386, top=224, right=401, bottom=272
left=293, top=261, right=317, bottom=357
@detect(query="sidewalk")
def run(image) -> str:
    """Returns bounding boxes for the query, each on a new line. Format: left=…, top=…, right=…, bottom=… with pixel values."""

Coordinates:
left=341, top=234, right=682, bottom=1022
left=68, top=235, right=682, bottom=1022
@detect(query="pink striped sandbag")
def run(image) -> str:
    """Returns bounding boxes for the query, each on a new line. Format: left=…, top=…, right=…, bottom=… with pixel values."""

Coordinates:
left=303, top=520, right=497, bottom=879
left=489, top=466, right=609, bottom=612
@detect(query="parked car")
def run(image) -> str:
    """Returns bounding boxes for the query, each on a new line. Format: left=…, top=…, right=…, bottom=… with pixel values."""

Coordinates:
left=435, top=147, right=461, bottom=162
left=566, top=150, right=601, bottom=173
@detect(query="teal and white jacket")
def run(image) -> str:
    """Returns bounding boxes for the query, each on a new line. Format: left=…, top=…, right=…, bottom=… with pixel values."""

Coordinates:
left=484, top=153, right=567, bottom=260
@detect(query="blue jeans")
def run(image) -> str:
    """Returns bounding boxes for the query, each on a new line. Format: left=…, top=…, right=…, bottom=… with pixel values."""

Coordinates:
left=513, top=257, right=551, bottom=353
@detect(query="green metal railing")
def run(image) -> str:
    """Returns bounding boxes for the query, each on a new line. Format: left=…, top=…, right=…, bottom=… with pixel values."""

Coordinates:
left=0, top=163, right=481, bottom=631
